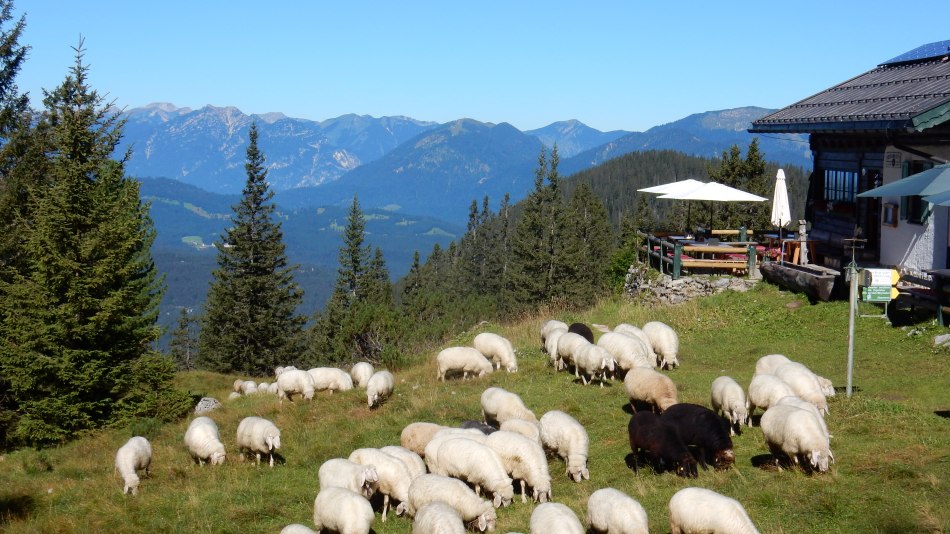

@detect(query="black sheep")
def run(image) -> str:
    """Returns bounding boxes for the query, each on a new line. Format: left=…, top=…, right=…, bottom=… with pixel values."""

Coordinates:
left=660, top=403, right=735, bottom=471
left=627, top=411, right=698, bottom=478
left=567, top=322, right=595, bottom=344
left=460, top=420, right=498, bottom=435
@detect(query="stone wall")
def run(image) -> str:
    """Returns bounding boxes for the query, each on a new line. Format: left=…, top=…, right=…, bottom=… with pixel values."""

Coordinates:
left=623, top=263, right=760, bottom=305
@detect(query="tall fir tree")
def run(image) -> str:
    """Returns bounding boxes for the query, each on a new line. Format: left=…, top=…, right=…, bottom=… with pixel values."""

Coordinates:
left=0, top=43, right=186, bottom=446
left=198, top=123, right=305, bottom=375
left=560, top=182, right=613, bottom=304
left=741, top=138, right=771, bottom=231
left=169, top=307, right=198, bottom=371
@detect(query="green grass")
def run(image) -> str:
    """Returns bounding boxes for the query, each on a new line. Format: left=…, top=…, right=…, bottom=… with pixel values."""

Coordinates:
left=1, top=283, right=948, bottom=533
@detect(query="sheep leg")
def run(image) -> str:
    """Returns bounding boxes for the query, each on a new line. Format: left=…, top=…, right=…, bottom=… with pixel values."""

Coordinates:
left=382, top=494, right=389, bottom=522
left=255, top=452, right=261, bottom=467
left=269, top=452, right=274, bottom=468
left=475, top=484, right=482, bottom=497
left=520, top=480, right=527, bottom=504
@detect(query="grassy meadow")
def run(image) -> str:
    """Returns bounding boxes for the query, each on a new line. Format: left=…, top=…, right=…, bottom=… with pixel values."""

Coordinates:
left=1, top=282, right=948, bottom=533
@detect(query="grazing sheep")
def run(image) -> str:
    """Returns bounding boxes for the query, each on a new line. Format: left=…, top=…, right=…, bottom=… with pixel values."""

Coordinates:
left=424, top=436, right=514, bottom=508
left=760, top=404, right=834, bottom=473
left=597, top=332, right=654, bottom=373
left=405, top=474, right=497, bottom=532
left=367, top=370, right=395, bottom=409
left=236, top=416, right=281, bottom=467
left=240, top=380, right=258, bottom=395
left=747, top=373, right=796, bottom=420
left=350, top=361, right=375, bottom=388
left=555, top=332, right=590, bottom=371
left=668, top=487, right=760, bottom=534
left=753, top=353, right=792, bottom=376
left=627, top=411, right=697, bottom=478
left=380, top=445, right=428, bottom=480
left=775, top=395, right=831, bottom=439
left=274, top=365, right=297, bottom=377
left=473, top=332, right=518, bottom=372
left=774, top=362, right=829, bottom=415
left=499, top=418, right=541, bottom=445
left=530, top=502, right=584, bottom=534
left=660, top=403, right=735, bottom=471
left=400, top=422, right=451, bottom=457
left=642, top=321, right=679, bottom=369
left=308, top=367, right=354, bottom=393
left=613, top=323, right=657, bottom=363
left=281, top=524, right=317, bottom=534
left=572, top=343, right=616, bottom=386
left=485, top=430, right=552, bottom=503
left=623, top=367, right=678, bottom=413
left=318, top=457, right=379, bottom=498
left=276, top=369, right=316, bottom=402
left=256, top=381, right=270, bottom=394
left=348, top=447, right=413, bottom=521
left=711, top=376, right=750, bottom=435
left=544, top=326, right=569, bottom=367
left=267, top=382, right=279, bottom=395
left=232, top=378, right=245, bottom=393
left=183, top=416, right=226, bottom=466
left=586, top=487, right=649, bottom=534
left=227, top=391, right=242, bottom=401
left=567, top=322, right=595, bottom=343
left=413, top=500, right=467, bottom=534
left=115, top=436, right=152, bottom=495
left=436, top=346, right=494, bottom=381
left=313, top=486, right=374, bottom=534
left=481, top=387, right=537, bottom=427
left=540, top=319, right=569, bottom=350
left=539, top=410, right=590, bottom=482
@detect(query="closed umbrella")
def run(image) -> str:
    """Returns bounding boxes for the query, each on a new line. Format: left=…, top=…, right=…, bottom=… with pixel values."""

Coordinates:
left=771, top=169, right=792, bottom=263
left=857, top=162, right=950, bottom=198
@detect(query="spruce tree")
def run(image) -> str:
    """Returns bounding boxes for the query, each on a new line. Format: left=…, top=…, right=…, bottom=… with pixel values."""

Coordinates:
left=169, top=307, right=198, bottom=371
left=560, top=182, right=612, bottom=303
left=198, top=123, right=304, bottom=375
left=0, top=43, right=185, bottom=445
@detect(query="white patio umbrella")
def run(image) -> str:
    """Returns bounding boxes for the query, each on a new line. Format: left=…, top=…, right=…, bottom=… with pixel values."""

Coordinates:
left=658, top=181, right=767, bottom=231
left=771, top=169, right=792, bottom=262
left=637, top=178, right=706, bottom=230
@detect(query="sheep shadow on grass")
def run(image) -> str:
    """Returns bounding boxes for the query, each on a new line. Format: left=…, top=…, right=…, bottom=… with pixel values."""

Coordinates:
left=751, top=453, right=825, bottom=475
left=0, top=493, right=35, bottom=524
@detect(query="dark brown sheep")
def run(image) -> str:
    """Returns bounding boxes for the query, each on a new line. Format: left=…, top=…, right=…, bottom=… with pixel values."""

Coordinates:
left=660, top=403, right=735, bottom=471
left=627, top=411, right=697, bottom=478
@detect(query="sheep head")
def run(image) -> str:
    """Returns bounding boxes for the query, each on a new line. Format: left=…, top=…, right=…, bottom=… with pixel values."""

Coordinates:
left=713, top=449, right=735, bottom=471
left=210, top=451, right=226, bottom=465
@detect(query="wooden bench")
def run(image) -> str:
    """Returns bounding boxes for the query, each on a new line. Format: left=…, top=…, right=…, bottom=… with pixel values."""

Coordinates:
left=640, top=233, right=756, bottom=279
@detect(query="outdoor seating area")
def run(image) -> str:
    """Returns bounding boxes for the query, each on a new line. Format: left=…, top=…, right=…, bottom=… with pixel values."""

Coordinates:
left=640, top=231, right=758, bottom=279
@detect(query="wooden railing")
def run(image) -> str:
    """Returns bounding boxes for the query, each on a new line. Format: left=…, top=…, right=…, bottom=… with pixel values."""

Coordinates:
left=640, top=232, right=757, bottom=280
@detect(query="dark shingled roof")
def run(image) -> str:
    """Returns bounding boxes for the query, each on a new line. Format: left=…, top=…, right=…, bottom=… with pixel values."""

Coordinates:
left=750, top=40, right=950, bottom=134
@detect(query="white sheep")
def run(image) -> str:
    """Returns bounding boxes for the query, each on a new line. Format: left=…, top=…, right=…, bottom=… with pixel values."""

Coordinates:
left=572, top=343, right=616, bottom=386
left=227, top=391, right=242, bottom=401
left=348, top=447, right=413, bottom=521
left=308, top=367, right=354, bottom=394
left=555, top=332, right=590, bottom=371
left=485, top=430, right=551, bottom=503
left=184, top=416, right=226, bottom=466
left=350, top=361, right=375, bottom=388
left=710, top=376, right=750, bottom=434
left=236, top=416, right=281, bottom=467
left=530, top=502, right=584, bottom=534
left=747, top=373, right=796, bottom=419
left=596, top=332, right=654, bottom=373
left=240, top=380, right=259, bottom=395
left=115, top=436, right=151, bottom=495
left=623, top=367, right=678, bottom=413
left=233, top=378, right=245, bottom=393
left=540, top=319, right=569, bottom=351
left=400, top=422, right=451, bottom=457
left=774, top=362, right=829, bottom=415
left=256, top=381, right=270, bottom=394
left=366, top=370, right=395, bottom=409
left=753, top=353, right=792, bottom=376
left=267, top=382, right=279, bottom=395
left=281, top=524, right=317, bottom=534
left=474, top=332, right=518, bottom=372
left=380, top=445, right=427, bottom=480
left=544, top=326, right=569, bottom=366
left=642, top=321, right=679, bottom=369
left=318, top=457, right=379, bottom=498
left=668, top=487, right=760, bottom=534
left=481, top=386, right=537, bottom=426
left=275, top=365, right=297, bottom=377
left=436, top=346, right=494, bottom=381
left=775, top=395, right=831, bottom=440
left=538, top=410, right=589, bottom=482
left=405, top=473, right=497, bottom=532
left=760, top=404, right=834, bottom=473
left=313, top=486, right=374, bottom=534
left=277, top=369, right=316, bottom=402
left=613, top=323, right=658, bottom=363
left=586, top=487, right=649, bottom=534
left=424, top=436, right=514, bottom=508
left=412, top=500, right=467, bottom=534
left=499, top=418, right=542, bottom=445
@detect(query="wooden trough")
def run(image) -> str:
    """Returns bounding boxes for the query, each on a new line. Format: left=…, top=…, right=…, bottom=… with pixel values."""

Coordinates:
left=760, top=261, right=841, bottom=301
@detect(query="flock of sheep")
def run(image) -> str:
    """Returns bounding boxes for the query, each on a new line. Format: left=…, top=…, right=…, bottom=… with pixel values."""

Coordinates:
left=113, top=317, right=835, bottom=533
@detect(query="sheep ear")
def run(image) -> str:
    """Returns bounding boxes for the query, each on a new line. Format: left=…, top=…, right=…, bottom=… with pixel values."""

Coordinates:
left=477, top=516, right=487, bottom=531
left=582, top=467, right=590, bottom=480
left=493, top=494, right=502, bottom=508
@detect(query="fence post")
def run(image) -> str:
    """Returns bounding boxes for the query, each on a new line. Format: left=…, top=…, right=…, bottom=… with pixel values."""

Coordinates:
left=673, top=243, right=682, bottom=279
left=746, top=245, right=755, bottom=277
left=739, top=225, right=747, bottom=242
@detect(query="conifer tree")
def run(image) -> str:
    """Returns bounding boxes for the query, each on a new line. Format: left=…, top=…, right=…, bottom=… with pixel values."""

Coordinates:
left=0, top=43, right=186, bottom=445
left=741, top=138, right=771, bottom=230
left=169, top=307, right=198, bottom=371
left=560, top=183, right=613, bottom=303
left=198, top=123, right=305, bottom=375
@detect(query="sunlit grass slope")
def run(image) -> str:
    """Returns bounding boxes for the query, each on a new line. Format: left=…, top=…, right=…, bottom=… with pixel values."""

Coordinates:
left=1, top=283, right=948, bottom=533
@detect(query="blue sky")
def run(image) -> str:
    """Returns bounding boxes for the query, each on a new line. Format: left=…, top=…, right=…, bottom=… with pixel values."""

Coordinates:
left=13, top=1, right=948, bottom=132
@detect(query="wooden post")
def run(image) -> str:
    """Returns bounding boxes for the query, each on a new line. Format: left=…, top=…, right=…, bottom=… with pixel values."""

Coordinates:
left=739, top=225, right=747, bottom=242
left=746, top=245, right=755, bottom=276
left=673, top=243, right=682, bottom=279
